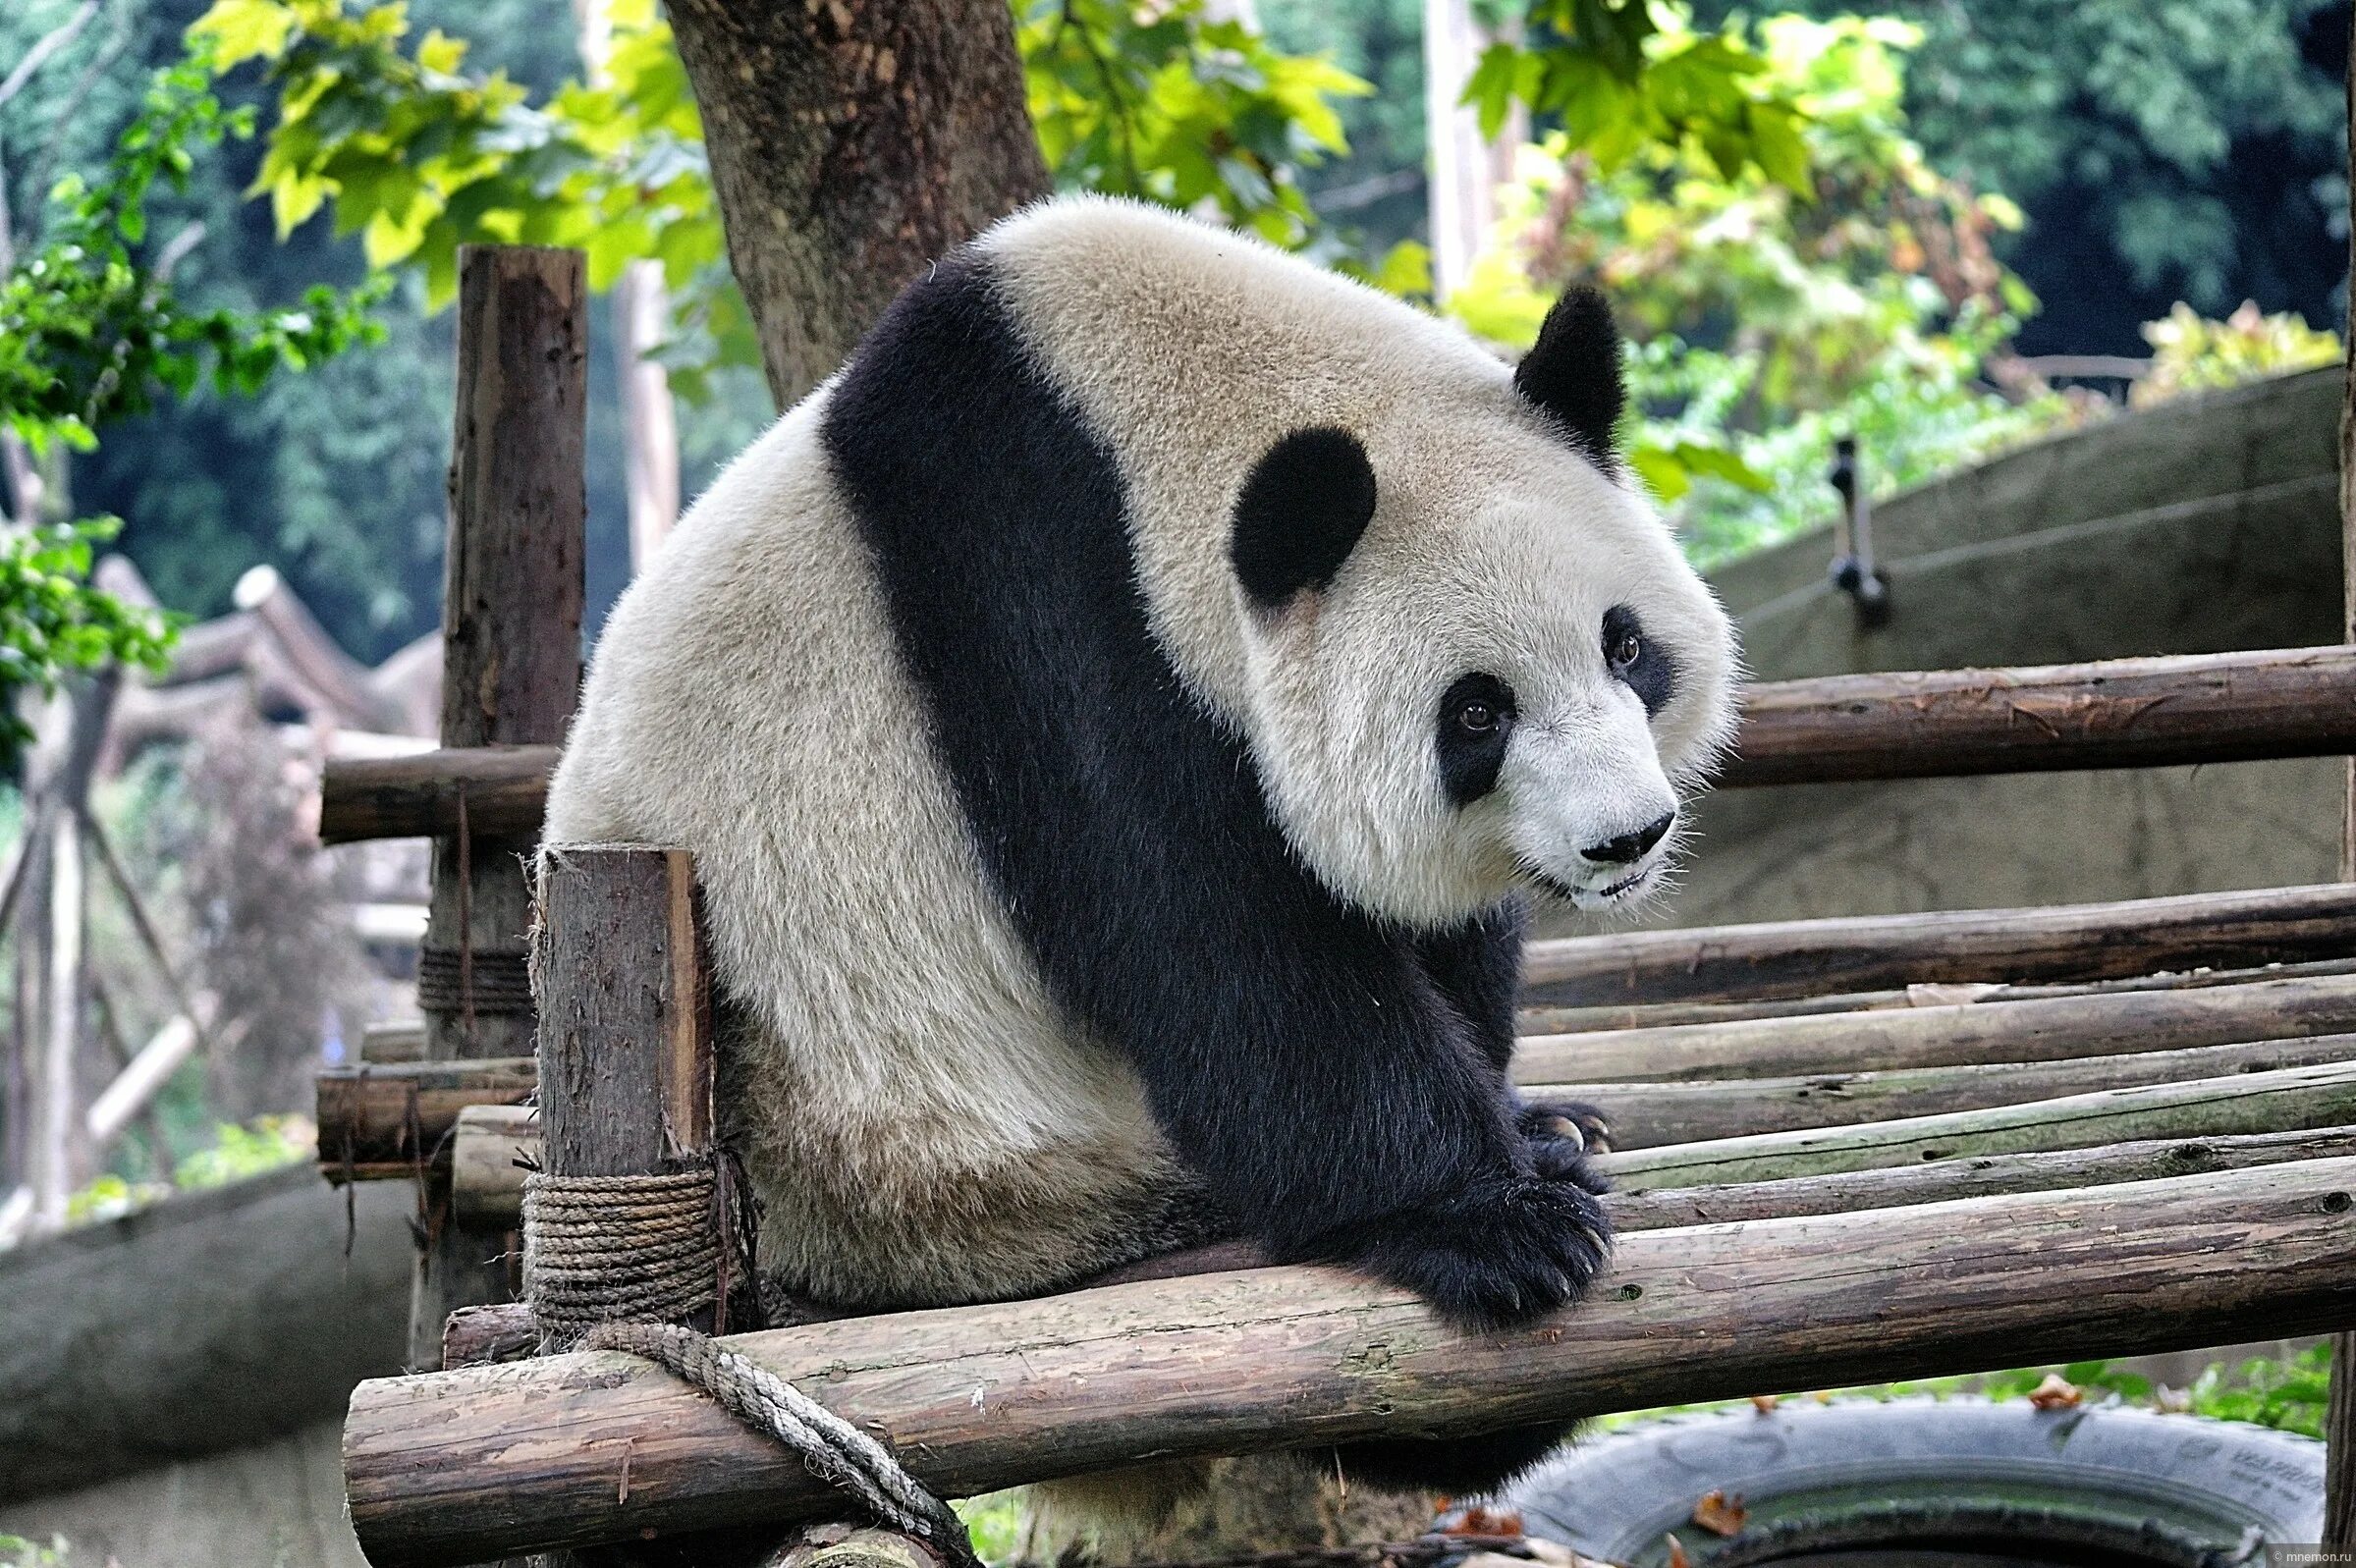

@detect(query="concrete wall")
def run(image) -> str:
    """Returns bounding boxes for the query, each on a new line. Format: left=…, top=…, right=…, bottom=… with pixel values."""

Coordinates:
left=0, top=1166, right=413, bottom=1565
left=1564, top=367, right=2347, bottom=934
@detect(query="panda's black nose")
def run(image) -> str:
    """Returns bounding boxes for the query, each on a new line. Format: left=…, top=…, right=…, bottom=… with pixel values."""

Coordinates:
left=1582, top=811, right=1676, bottom=866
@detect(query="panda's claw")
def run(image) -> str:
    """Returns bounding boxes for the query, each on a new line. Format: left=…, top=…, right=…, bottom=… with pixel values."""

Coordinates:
left=1335, top=1169, right=1613, bottom=1331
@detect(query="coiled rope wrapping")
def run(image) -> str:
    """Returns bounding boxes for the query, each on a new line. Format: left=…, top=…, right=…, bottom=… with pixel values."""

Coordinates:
left=522, top=1165, right=982, bottom=1568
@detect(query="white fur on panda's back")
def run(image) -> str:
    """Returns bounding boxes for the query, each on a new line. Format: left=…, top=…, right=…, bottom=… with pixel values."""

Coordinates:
left=543, top=401, right=1186, bottom=1307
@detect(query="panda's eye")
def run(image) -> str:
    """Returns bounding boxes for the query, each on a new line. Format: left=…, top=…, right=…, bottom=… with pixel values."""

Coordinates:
left=1456, top=700, right=1500, bottom=735
left=1607, top=626, right=1642, bottom=671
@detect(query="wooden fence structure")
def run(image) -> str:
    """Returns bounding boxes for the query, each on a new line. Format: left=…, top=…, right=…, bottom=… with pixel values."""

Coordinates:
left=307, top=239, right=2356, bottom=1568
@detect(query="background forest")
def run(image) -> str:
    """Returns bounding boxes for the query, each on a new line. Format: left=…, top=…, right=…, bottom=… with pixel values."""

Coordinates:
left=6, top=0, right=2351, bottom=665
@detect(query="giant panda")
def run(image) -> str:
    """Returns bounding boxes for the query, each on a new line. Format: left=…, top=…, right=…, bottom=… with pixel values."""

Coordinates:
left=543, top=194, right=1738, bottom=1559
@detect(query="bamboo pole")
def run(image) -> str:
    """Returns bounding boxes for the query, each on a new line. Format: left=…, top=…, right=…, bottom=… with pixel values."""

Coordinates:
left=1522, top=881, right=2356, bottom=1006
left=342, top=1156, right=2356, bottom=1568
left=1590, top=1059, right=2356, bottom=1190
left=1513, top=970, right=2356, bottom=1084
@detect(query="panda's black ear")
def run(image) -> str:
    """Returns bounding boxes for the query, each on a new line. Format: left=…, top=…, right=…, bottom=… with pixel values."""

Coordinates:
left=1513, top=286, right=1624, bottom=470
left=1231, top=427, right=1378, bottom=610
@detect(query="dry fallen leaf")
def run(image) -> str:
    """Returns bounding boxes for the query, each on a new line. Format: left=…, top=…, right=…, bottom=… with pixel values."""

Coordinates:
left=1749, top=1394, right=1781, bottom=1414
left=1691, top=1490, right=1749, bottom=1538
left=2027, top=1374, right=2084, bottom=1410
left=1444, top=1505, right=1525, bottom=1539
left=1666, top=1532, right=1692, bottom=1568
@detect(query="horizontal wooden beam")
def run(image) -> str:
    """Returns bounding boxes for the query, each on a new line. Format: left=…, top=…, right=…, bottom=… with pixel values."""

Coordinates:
left=1514, top=970, right=2356, bottom=1084
left=1594, top=1059, right=2356, bottom=1189
left=1719, top=644, right=2356, bottom=786
left=317, top=744, right=559, bottom=844
left=1523, top=882, right=2356, bottom=1006
left=1611, top=1124, right=2356, bottom=1229
left=316, top=1058, right=535, bottom=1179
left=1542, top=1032, right=2356, bottom=1149
left=1515, top=957, right=2356, bottom=1035
left=333, top=975, right=2356, bottom=1184
left=315, top=648, right=2356, bottom=845
left=344, top=1156, right=2356, bottom=1567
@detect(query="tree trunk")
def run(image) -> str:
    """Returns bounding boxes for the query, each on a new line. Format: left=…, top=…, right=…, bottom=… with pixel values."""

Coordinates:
left=663, top=0, right=1052, bottom=407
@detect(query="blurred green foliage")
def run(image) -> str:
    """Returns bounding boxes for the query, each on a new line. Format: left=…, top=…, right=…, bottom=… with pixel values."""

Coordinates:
left=0, top=38, right=385, bottom=745
left=2132, top=299, right=2343, bottom=408
left=1689, top=0, right=2350, bottom=355
left=1447, top=15, right=2064, bottom=564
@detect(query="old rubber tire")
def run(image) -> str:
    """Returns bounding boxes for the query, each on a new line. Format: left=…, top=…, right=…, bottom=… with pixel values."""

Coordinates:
left=1496, top=1398, right=2324, bottom=1568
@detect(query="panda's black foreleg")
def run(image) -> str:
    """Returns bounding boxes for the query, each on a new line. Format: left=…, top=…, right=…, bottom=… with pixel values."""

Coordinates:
left=1326, top=1421, right=1579, bottom=1498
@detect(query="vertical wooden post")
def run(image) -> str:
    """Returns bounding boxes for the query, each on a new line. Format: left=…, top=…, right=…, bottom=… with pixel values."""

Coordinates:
left=533, top=847, right=713, bottom=1205
left=410, top=243, right=587, bottom=1374
left=2325, top=14, right=2356, bottom=1548
left=530, top=845, right=724, bottom=1568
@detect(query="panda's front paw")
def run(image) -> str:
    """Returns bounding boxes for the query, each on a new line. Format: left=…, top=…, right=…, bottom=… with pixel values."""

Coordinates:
left=1346, top=1172, right=1612, bottom=1331
left=1519, top=1097, right=1614, bottom=1189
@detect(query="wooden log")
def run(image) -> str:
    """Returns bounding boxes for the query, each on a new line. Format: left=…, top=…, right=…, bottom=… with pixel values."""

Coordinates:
left=1515, top=970, right=2356, bottom=1084
left=1609, top=1124, right=2356, bottom=1229
left=319, top=745, right=561, bottom=846
left=1523, top=881, right=2356, bottom=1007
left=451, top=1104, right=535, bottom=1226
left=316, top=1058, right=536, bottom=1181
left=342, top=1156, right=2356, bottom=1567
left=527, top=844, right=744, bottom=1332
left=1542, top=1032, right=2356, bottom=1149
left=1719, top=644, right=2356, bottom=786
left=313, top=647, right=2356, bottom=845
left=455, top=1033, right=2356, bottom=1216
left=1515, top=956, right=2356, bottom=1035
left=1550, top=968, right=2356, bottom=1082
left=411, top=243, right=586, bottom=1378
left=1592, top=1059, right=2356, bottom=1189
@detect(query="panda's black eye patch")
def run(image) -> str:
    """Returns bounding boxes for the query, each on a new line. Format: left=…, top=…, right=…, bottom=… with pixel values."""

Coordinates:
left=1604, top=605, right=1674, bottom=716
left=1437, top=673, right=1515, bottom=806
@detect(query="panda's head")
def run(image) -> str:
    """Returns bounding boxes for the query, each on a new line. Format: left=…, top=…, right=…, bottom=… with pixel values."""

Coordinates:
left=1227, top=288, right=1739, bottom=927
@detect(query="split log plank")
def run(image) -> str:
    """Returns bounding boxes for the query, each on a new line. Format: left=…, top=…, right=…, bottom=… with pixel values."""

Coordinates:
left=1515, top=956, right=2356, bottom=1035
left=1513, top=970, right=2356, bottom=1084
left=343, top=1156, right=2356, bottom=1567
left=1720, top=644, right=2356, bottom=786
left=1538, top=1031, right=2356, bottom=1149
left=1592, top=1059, right=2356, bottom=1189
left=1610, top=1124, right=2356, bottom=1229
left=316, top=648, right=2356, bottom=845
left=1524, top=882, right=2356, bottom=1007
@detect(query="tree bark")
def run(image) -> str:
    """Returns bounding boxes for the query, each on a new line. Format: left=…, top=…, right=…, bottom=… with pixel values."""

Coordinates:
left=663, top=0, right=1052, bottom=407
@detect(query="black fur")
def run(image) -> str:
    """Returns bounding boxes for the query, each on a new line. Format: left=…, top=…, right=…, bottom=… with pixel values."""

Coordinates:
left=1513, top=287, right=1624, bottom=472
left=1603, top=603, right=1674, bottom=715
left=1231, top=426, right=1380, bottom=608
left=1435, top=673, right=1516, bottom=807
left=822, top=256, right=1610, bottom=1439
